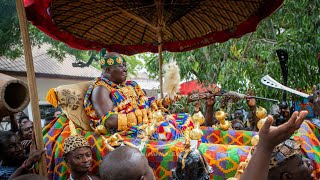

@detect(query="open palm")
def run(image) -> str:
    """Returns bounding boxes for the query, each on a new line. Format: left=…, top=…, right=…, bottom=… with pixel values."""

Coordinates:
left=258, top=110, right=308, bottom=151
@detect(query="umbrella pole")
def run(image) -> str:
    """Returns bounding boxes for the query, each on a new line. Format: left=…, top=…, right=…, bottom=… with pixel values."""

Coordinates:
left=157, top=27, right=164, bottom=98
left=15, top=0, right=47, bottom=177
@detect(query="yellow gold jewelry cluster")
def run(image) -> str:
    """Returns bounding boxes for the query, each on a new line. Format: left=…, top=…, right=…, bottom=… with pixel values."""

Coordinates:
left=102, top=133, right=137, bottom=151
left=116, top=108, right=148, bottom=131
left=190, top=111, right=205, bottom=140
left=117, top=114, right=128, bottom=131
left=215, top=110, right=231, bottom=130
left=256, top=106, right=268, bottom=130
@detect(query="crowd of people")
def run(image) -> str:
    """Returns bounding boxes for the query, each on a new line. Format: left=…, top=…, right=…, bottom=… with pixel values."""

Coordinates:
left=0, top=52, right=319, bottom=180
left=0, top=108, right=62, bottom=179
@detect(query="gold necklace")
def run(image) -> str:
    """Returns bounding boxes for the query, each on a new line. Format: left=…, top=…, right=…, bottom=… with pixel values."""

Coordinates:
left=118, top=86, right=138, bottom=108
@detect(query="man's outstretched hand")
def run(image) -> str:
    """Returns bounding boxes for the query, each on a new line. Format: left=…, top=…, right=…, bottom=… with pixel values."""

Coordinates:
left=25, top=148, right=46, bottom=168
left=239, top=110, right=307, bottom=180
left=258, top=110, right=308, bottom=151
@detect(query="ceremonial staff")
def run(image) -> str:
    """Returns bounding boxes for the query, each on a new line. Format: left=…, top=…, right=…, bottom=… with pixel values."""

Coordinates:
left=15, top=0, right=47, bottom=176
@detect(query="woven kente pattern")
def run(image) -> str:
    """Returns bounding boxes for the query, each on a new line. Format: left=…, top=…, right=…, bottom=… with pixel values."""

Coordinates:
left=201, top=127, right=258, bottom=145
left=307, top=120, right=320, bottom=141
left=292, top=121, right=320, bottom=178
left=43, top=116, right=320, bottom=180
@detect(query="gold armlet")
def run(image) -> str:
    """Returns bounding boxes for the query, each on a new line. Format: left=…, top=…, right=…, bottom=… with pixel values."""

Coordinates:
left=141, top=109, right=149, bottom=124
left=118, top=114, right=128, bottom=131
left=127, top=112, right=137, bottom=127
left=156, top=99, right=167, bottom=111
left=156, top=99, right=163, bottom=107
left=135, top=109, right=143, bottom=124
left=151, top=101, right=158, bottom=111
left=164, top=96, right=172, bottom=104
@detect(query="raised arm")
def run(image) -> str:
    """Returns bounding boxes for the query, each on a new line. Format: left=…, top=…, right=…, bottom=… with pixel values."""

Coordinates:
left=240, top=110, right=308, bottom=180
left=205, top=96, right=217, bottom=126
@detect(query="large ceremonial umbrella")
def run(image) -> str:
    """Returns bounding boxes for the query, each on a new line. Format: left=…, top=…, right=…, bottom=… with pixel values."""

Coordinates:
left=24, top=0, right=283, bottom=97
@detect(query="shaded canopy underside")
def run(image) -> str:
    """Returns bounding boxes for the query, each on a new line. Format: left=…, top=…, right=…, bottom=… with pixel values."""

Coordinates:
left=24, top=0, right=283, bottom=55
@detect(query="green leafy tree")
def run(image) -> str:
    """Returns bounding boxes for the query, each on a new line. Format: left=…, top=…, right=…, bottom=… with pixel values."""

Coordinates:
left=144, top=0, right=319, bottom=110
left=0, top=0, right=143, bottom=76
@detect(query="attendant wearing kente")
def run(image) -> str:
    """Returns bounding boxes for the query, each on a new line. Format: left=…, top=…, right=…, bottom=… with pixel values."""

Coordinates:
left=63, top=121, right=100, bottom=180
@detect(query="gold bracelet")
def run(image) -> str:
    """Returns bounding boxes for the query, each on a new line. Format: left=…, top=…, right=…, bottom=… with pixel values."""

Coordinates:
left=157, top=99, right=164, bottom=109
left=164, top=96, right=171, bottom=104
left=127, top=112, right=137, bottom=127
left=117, top=114, right=128, bottom=131
left=135, top=109, right=143, bottom=124
left=156, top=99, right=163, bottom=107
left=157, top=99, right=167, bottom=112
left=147, top=109, right=152, bottom=122
left=151, top=101, right=158, bottom=111
left=141, top=109, right=148, bottom=124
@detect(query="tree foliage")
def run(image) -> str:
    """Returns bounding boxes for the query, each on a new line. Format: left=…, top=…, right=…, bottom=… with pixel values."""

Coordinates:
left=0, top=0, right=143, bottom=76
left=143, top=0, right=319, bottom=110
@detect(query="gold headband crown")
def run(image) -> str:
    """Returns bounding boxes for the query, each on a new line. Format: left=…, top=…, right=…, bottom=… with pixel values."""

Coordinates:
left=100, top=49, right=126, bottom=68
left=63, top=135, right=91, bottom=155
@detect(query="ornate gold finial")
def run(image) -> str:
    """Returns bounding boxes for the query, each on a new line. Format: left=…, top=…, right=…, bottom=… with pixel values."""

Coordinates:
left=190, top=112, right=204, bottom=140
left=215, top=110, right=231, bottom=130
left=102, top=133, right=123, bottom=151
left=192, top=111, right=205, bottom=125
left=256, top=106, right=268, bottom=130
left=256, top=106, right=267, bottom=119
left=251, top=135, right=259, bottom=146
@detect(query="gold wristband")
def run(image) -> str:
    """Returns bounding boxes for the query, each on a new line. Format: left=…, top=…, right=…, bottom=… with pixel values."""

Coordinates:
left=117, top=114, right=128, bottom=131
left=141, top=109, right=148, bottom=124
left=127, top=112, right=137, bottom=127
left=157, top=99, right=167, bottom=112
left=135, top=109, right=143, bottom=124
left=164, top=96, right=171, bottom=104
left=156, top=99, right=163, bottom=107
left=151, top=101, right=158, bottom=111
